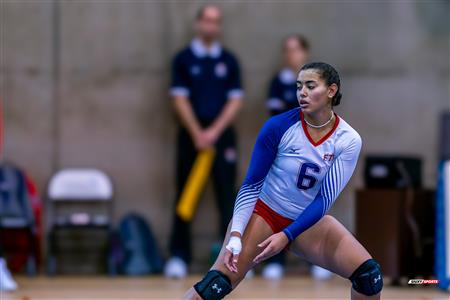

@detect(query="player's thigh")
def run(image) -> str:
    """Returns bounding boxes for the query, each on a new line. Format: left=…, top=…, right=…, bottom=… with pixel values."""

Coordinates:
left=290, top=215, right=372, bottom=278
left=211, top=213, right=273, bottom=288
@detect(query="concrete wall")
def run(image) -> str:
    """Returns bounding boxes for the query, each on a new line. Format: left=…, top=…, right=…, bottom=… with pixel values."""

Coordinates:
left=2, top=0, right=449, bottom=266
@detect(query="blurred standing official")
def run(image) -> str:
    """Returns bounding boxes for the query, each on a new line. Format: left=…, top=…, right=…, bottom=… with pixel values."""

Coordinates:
left=262, top=35, right=310, bottom=280
left=165, top=4, right=243, bottom=279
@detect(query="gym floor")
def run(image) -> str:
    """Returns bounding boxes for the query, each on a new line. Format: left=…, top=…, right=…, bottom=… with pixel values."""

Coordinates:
left=1, top=275, right=448, bottom=300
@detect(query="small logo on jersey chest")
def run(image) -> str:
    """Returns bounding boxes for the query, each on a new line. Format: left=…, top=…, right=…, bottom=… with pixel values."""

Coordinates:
left=215, top=62, right=227, bottom=77
left=323, top=153, right=334, bottom=161
left=289, top=147, right=301, bottom=154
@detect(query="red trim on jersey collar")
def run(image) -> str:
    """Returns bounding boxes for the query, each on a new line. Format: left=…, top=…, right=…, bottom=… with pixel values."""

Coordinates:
left=300, top=110, right=340, bottom=147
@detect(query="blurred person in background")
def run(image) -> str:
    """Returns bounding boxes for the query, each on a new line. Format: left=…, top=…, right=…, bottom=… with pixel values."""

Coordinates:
left=266, top=35, right=310, bottom=116
left=165, top=4, right=243, bottom=279
left=0, top=247, right=18, bottom=292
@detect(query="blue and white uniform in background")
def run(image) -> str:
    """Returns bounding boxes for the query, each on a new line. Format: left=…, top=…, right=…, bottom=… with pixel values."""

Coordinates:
left=266, top=68, right=299, bottom=116
left=231, top=108, right=362, bottom=242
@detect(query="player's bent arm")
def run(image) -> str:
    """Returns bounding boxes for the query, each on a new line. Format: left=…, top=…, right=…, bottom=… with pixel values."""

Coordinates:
left=283, top=136, right=362, bottom=242
left=230, top=117, right=282, bottom=236
left=209, top=97, right=243, bottom=138
left=170, top=52, right=201, bottom=139
left=209, top=54, right=244, bottom=138
left=172, top=95, right=202, bottom=138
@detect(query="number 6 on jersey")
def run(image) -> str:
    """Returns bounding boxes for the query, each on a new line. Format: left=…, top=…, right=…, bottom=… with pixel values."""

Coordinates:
left=297, top=162, right=320, bottom=190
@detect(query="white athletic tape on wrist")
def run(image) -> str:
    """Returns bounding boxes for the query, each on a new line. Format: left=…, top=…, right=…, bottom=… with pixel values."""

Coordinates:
left=225, top=236, right=242, bottom=255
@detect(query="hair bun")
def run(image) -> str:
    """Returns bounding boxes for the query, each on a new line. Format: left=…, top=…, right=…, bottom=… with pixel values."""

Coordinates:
left=333, top=92, right=342, bottom=106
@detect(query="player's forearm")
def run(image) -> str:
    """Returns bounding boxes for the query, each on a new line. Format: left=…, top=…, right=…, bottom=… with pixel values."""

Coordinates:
left=230, top=181, right=262, bottom=235
left=172, top=96, right=202, bottom=136
left=230, top=117, right=280, bottom=236
left=283, top=194, right=324, bottom=242
left=209, top=98, right=242, bottom=136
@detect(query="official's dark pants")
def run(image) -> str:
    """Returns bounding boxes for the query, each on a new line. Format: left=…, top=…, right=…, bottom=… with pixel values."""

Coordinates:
left=266, top=250, right=286, bottom=265
left=169, top=126, right=237, bottom=264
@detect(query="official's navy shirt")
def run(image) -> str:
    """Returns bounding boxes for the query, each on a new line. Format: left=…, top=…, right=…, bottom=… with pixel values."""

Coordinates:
left=266, top=68, right=298, bottom=116
left=170, top=38, right=243, bottom=122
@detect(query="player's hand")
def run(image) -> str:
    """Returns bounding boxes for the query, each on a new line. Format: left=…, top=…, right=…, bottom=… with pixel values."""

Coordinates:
left=193, top=131, right=211, bottom=150
left=253, top=232, right=289, bottom=264
left=202, top=127, right=220, bottom=147
left=224, top=235, right=242, bottom=273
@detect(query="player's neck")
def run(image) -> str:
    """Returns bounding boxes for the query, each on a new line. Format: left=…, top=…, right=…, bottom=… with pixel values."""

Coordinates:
left=198, top=37, right=217, bottom=49
left=303, top=109, right=334, bottom=130
left=287, top=62, right=304, bottom=74
left=286, top=65, right=298, bottom=74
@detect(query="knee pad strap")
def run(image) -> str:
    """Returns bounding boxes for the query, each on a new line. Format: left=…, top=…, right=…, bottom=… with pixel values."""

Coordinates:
left=349, top=259, right=383, bottom=296
left=194, top=270, right=232, bottom=300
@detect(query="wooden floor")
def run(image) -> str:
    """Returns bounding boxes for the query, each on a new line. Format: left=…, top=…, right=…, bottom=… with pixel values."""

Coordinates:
left=0, top=275, right=448, bottom=300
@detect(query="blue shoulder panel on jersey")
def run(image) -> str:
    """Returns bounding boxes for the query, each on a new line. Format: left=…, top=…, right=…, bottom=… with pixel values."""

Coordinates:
left=232, top=108, right=300, bottom=228
left=243, top=108, right=300, bottom=185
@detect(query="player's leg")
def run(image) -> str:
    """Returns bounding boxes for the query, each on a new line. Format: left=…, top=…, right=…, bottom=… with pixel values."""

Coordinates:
left=290, top=215, right=382, bottom=299
left=182, top=213, right=273, bottom=300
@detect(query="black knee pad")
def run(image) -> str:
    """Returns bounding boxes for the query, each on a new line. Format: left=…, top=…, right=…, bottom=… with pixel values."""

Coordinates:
left=194, top=270, right=232, bottom=300
left=349, top=259, right=383, bottom=296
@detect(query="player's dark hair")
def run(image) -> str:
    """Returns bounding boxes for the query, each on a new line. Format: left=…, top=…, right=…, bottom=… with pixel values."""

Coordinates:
left=284, top=34, right=310, bottom=52
left=300, top=62, right=342, bottom=106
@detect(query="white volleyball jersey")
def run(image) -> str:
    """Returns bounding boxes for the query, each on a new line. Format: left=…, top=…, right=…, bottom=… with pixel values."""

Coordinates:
left=231, top=108, right=362, bottom=240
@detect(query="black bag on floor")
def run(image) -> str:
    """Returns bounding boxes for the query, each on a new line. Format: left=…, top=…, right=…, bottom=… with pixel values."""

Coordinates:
left=109, top=213, right=163, bottom=275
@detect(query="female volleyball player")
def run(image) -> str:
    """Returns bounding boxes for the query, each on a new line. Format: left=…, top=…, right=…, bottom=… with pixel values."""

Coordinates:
left=183, top=62, right=383, bottom=300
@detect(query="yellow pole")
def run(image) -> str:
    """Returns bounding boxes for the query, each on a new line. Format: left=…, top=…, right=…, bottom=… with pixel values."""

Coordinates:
left=176, top=149, right=216, bottom=222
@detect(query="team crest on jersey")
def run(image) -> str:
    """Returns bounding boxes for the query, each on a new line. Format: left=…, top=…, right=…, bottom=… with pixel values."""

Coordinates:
left=323, top=153, right=334, bottom=162
left=215, top=62, right=227, bottom=77
left=190, top=65, right=201, bottom=76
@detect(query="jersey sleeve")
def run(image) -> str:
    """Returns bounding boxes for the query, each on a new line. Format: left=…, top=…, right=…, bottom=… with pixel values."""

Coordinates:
left=282, top=134, right=362, bottom=242
left=226, top=55, right=244, bottom=100
left=230, top=118, right=280, bottom=235
left=170, top=53, right=191, bottom=97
